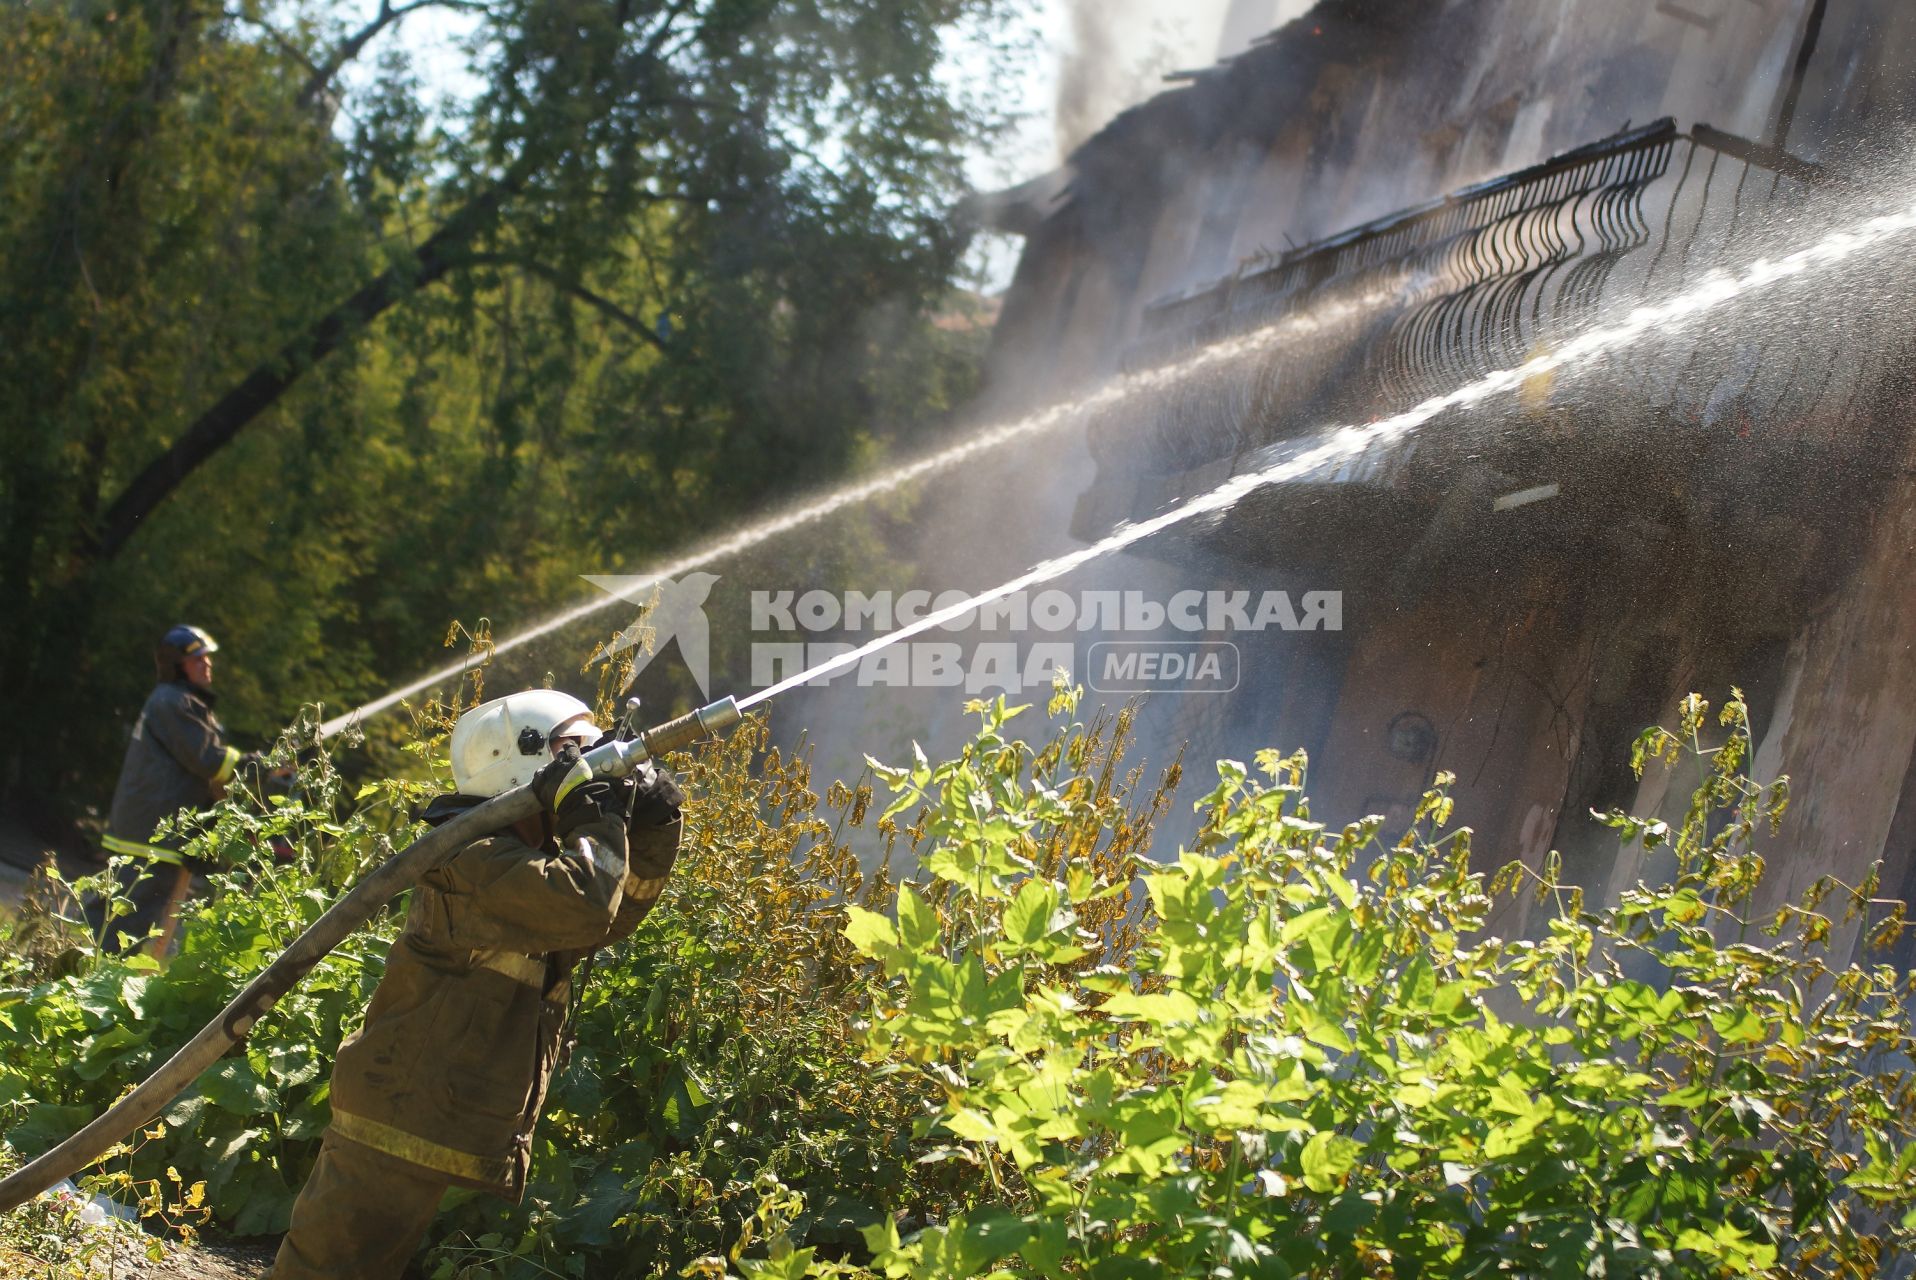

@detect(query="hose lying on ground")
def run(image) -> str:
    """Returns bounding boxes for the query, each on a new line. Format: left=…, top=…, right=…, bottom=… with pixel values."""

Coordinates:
left=0, top=697, right=741, bottom=1214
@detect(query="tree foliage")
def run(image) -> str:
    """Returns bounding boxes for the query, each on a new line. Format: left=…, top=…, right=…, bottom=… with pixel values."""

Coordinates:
left=0, top=0, right=1025, bottom=814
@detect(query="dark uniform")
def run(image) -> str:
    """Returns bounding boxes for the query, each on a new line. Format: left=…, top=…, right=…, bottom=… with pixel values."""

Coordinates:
left=98, top=679, right=242, bottom=951
left=270, top=762, right=683, bottom=1280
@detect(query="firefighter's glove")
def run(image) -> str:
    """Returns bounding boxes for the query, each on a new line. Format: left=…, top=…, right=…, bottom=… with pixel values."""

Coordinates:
left=532, top=744, right=595, bottom=817
left=631, top=763, right=685, bottom=831
left=558, top=780, right=625, bottom=839
left=534, top=744, right=626, bottom=840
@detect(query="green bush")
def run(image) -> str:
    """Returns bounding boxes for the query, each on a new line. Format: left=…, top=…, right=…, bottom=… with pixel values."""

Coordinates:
left=848, top=690, right=1916, bottom=1279
left=3, top=689, right=1913, bottom=1280
left=0, top=707, right=1071, bottom=1278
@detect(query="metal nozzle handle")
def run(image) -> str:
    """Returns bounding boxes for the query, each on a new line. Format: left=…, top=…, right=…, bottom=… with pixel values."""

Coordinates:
left=641, top=696, right=742, bottom=757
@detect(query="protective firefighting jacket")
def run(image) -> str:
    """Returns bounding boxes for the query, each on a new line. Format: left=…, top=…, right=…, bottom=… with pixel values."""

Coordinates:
left=324, top=767, right=681, bottom=1198
left=104, top=680, right=241, bottom=869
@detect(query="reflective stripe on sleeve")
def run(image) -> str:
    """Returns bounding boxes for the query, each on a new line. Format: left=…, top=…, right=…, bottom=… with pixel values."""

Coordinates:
left=472, top=950, right=546, bottom=988
left=622, top=873, right=669, bottom=901
left=101, top=834, right=184, bottom=866
left=212, top=746, right=242, bottom=785
left=329, top=1109, right=511, bottom=1186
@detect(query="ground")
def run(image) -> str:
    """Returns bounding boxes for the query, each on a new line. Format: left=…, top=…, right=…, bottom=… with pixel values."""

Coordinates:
left=1, top=1236, right=274, bottom=1279
left=0, top=819, right=48, bottom=910
left=0, top=810, right=101, bottom=911
left=134, top=1237, right=275, bottom=1279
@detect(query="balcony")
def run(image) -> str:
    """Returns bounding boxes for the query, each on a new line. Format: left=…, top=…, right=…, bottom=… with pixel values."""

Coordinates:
left=1069, top=118, right=1879, bottom=617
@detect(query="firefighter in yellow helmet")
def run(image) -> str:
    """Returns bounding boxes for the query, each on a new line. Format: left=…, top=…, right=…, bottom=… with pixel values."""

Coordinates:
left=270, top=690, right=684, bottom=1279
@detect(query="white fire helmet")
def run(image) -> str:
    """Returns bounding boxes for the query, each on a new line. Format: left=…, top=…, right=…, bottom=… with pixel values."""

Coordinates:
left=449, top=690, right=602, bottom=797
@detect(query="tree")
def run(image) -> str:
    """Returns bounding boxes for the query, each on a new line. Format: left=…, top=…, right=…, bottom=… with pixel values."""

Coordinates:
left=0, top=0, right=1027, bottom=819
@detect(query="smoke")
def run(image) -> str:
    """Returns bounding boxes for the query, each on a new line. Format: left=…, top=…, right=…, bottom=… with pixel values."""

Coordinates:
left=1220, top=0, right=1320, bottom=56
left=1053, top=3, right=1113, bottom=158
left=1051, top=0, right=1318, bottom=160
left=1053, top=0, right=1229, bottom=157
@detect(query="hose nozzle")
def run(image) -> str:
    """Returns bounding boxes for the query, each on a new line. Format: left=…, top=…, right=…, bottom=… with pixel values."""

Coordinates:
left=640, top=696, right=742, bottom=758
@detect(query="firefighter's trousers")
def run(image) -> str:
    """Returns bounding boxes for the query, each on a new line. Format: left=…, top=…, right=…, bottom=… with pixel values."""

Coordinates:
left=270, top=1133, right=449, bottom=1279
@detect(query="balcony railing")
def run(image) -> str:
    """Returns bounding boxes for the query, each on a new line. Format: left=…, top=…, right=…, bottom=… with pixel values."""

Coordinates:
left=1096, top=119, right=1834, bottom=484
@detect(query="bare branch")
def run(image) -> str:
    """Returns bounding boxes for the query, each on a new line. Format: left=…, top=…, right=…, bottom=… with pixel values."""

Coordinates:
left=222, top=8, right=321, bottom=75
left=297, top=0, right=491, bottom=111
left=657, top=94, right=745, bottom=116
left=640, top=0, right=700, bottom=57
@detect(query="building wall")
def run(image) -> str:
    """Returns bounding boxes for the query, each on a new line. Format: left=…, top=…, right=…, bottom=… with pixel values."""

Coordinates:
left=989, top=0, right=1914, bottom=396
left=973, top=0, right=1916, bottom=928
left=1736, top=416, right=1916, bottom=956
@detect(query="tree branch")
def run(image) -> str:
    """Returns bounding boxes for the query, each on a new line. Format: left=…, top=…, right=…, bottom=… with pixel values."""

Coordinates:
left=223, top=9, right=321, bottom=77
left=297, top=0, right=491, bottom=111
left=89, top=163, right=535, bottom=561
left=640, top=0, right=701, bottom=59
left=86, top=2, right=708, bottom=560
left=459, top=253, right=672, bottom=354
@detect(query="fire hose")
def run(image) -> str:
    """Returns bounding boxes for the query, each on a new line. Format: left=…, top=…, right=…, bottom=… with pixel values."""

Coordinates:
left=0, top=696, right=744, bottom=1214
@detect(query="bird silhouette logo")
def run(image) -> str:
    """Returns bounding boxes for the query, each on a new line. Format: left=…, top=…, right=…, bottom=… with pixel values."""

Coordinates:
left=582, top=572, right=720, bottom=697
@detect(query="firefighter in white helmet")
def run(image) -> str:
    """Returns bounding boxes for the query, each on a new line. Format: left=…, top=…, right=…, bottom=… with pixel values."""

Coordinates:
left=271, top=689, right=684, bottom=1280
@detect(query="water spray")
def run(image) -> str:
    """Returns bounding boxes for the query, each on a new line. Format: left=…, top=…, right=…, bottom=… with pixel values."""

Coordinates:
left=9, top=180, right=1916, bottom=1220
left=316, top=287, right=1395, bottom=740
left=743, top=201, right=1916, bottom=701
left=0, top=697, right=742, bottom=1214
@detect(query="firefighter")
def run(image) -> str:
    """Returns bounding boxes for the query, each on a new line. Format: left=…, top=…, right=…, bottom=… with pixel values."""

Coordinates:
left=96, top=624, right=244, bottom=954
left=270, top=689, right=685, bottom=1280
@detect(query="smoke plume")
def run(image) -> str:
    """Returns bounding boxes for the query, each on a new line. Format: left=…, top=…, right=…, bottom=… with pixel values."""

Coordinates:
left=1054, top=0, right=1220, bottom=157
left=1052, top=0, right=1316, bottom=160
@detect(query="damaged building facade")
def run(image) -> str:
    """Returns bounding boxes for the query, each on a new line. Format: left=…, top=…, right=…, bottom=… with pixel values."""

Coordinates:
left=964, top=0, right=1916, bottom=951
